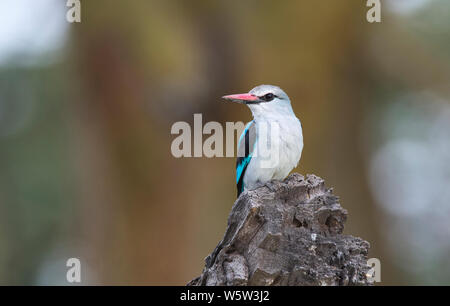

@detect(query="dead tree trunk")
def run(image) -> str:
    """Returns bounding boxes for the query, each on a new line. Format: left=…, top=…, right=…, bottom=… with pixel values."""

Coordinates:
left=188, top=173, right=373, bottom=286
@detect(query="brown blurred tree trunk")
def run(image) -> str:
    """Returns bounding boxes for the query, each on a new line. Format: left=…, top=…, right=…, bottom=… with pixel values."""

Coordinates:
left=68, top=0, right=240, bottom=284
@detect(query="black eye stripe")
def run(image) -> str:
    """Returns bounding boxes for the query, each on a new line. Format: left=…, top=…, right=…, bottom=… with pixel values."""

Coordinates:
left=259, top=93, right=276, bottom=102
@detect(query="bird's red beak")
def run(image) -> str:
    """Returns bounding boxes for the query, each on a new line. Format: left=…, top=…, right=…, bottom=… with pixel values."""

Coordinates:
left=222, top=93, right=259, bottom=104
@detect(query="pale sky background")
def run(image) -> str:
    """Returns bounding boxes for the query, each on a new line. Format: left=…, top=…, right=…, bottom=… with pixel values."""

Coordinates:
left=0, top=0, right=434, bottom=66
left=0, top=0, right=68, bottom=66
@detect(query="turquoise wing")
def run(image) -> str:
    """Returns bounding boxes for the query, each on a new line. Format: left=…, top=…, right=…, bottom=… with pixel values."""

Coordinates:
left=236, top=121, right=256, bottom=197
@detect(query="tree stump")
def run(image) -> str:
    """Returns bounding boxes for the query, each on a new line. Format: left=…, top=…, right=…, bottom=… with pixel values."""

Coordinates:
left=188, top=173, right=373, bottom=286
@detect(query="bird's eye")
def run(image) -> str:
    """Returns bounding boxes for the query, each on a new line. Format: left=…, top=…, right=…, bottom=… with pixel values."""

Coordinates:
left=261, top=93, right=275, bottom=101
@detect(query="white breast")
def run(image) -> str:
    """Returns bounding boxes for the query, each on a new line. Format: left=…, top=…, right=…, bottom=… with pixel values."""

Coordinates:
left=244, top=116, right=303, bottom=190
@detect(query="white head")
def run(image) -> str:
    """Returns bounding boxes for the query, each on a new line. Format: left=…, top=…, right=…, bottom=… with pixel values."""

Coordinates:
left=222, top=85, right=294, bottom=120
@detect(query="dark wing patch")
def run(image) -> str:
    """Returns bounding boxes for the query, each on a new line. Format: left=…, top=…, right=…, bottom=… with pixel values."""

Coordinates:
left=236, top=121, right=256, bottom=197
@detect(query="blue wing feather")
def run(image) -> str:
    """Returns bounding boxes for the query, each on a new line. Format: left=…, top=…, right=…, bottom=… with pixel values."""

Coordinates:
left=236, top=121, right=255, bottom=197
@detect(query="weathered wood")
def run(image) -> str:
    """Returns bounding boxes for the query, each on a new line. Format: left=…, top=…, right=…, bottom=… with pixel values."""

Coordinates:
left=188, top=173, right=373, bottom=286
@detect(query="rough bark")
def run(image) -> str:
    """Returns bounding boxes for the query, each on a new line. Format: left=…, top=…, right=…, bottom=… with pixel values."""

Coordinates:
left=188, top=173, right=373, bottom=286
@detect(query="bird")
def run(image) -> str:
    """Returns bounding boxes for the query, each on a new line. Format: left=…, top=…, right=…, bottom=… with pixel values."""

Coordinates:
left=222, top=85, right=303, bottom=197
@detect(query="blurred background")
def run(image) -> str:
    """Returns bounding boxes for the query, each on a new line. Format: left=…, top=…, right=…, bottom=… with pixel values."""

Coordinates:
left=0, top=0, right=449, bottom=285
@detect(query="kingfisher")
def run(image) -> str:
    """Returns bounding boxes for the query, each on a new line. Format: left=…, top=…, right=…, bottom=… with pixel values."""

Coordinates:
left=222, top=85, right=303, bottom=197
